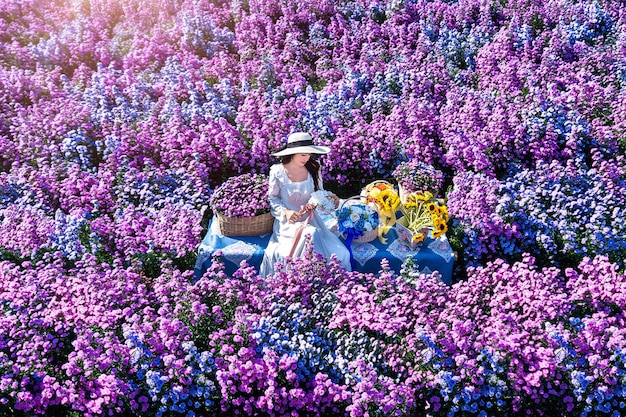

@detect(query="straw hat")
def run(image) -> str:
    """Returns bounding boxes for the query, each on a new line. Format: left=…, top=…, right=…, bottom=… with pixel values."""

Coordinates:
left=272, top=132, right=330, bottom=157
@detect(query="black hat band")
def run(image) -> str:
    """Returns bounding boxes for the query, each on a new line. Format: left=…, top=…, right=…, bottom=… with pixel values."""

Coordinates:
left=286, top=139, right=314, bottom=148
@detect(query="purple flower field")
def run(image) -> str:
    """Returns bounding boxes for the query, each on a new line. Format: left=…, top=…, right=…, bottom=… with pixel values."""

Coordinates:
left=1, top=0, right=626, bottom=416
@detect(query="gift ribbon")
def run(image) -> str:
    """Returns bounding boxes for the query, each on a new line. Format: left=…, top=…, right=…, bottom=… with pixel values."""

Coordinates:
left=377, top=208, right=397, bottom=244
left=289, top=210, right=314, bottom=258
left=341, top=228, right=360, bottom=270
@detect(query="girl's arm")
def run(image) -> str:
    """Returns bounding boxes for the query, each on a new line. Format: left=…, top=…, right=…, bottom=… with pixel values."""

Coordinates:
left=267, top=165, right=302, bottom=222
left=268, top=166, right=287, bottom=221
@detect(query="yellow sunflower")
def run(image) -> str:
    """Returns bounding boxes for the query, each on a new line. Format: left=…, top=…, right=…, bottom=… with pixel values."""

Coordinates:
left=438, top=205, right=449, bottom=222
left=414, top=191, right=434, bottom=202
left=412, top=232, right=426, bottom=243
left=432, top=218, right=448, bottom=238
left=426, top=201, right=438, bottom=214
left=377, top=188, right=400, bottom=212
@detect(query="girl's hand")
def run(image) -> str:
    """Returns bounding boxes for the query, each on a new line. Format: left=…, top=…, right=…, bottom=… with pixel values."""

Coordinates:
left=329, top=193, right=340, bottom=208
left=300, top=203, right=316, bottom=213
left=285, top=209, right=302, bottom=223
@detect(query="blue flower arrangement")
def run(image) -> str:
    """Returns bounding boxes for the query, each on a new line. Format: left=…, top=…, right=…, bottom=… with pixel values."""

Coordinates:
left=335, top=203, right=379, bottom=243
left=335, top=202, right=379, bottom=270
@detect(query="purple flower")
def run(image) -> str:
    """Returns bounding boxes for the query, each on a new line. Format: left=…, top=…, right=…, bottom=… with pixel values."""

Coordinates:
left=209, top=173, right=270, bottom=218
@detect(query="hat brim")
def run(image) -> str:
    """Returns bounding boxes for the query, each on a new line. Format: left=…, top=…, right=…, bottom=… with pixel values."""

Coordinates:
left=272, top=145, right=331, bottom=157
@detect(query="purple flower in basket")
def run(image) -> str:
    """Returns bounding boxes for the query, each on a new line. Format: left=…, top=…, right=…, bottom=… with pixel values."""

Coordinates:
left=393, top=159, right=445, bottom=196
left=210, top=173, right=270, bottom=217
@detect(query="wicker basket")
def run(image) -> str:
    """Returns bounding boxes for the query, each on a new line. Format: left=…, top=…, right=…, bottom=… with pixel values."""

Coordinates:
left=215, top=211, right=274, bottom=237
left=338, top=196, right=379, bottom=243
left=353, top=227, right=378, bottom=243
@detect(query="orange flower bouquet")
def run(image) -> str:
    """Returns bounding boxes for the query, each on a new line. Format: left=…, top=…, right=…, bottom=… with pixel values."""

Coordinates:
left=361, top=180, right=400, bottom=243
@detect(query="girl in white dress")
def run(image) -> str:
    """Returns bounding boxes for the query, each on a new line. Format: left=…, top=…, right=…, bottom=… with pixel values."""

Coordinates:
left=259, top=132, right=352, bottom=277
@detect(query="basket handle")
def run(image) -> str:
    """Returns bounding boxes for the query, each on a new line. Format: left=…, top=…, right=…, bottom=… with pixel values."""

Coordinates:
left=363, top=179, right=393, bottom=192
left=339, top=195, right=366, bottom=209
left=367, top=179, right=393, bottom=186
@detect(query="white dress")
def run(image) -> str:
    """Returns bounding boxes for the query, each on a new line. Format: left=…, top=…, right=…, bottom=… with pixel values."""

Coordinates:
left=260, top=164, right=352, bottom=276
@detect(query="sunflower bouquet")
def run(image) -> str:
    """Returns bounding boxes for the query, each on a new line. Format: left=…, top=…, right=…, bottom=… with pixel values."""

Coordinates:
left=396, top=191, right=449, bottom=249
left=361, top=180, right=401, bottom=242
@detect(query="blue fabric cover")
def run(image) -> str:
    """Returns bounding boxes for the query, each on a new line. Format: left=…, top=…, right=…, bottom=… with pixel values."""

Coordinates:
left=194, top=217, right=454, bottom=285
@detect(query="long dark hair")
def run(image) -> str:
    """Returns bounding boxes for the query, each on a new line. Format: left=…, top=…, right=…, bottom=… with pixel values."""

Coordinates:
left=281, top=155, right=321, bottom=191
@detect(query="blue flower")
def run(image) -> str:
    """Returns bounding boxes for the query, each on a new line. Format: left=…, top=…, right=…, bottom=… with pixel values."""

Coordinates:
left=335, top=203, right=379, bottom=239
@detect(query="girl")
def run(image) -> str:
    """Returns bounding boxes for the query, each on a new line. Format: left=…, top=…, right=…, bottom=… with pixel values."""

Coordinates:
left=259, top=132, right=352, bottom=276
